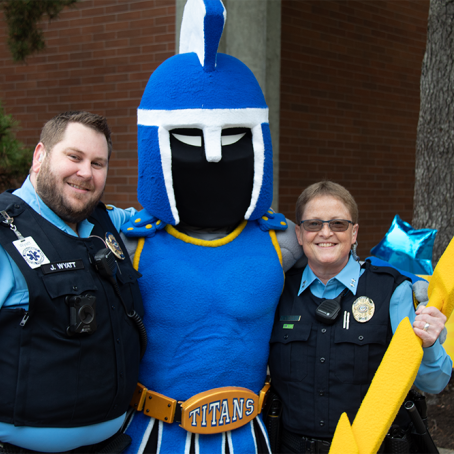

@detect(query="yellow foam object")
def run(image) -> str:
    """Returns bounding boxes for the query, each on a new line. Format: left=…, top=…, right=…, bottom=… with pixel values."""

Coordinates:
left=329, top=413, right=359, bottom=454
left=330, top=318, right=422, bottom=454
left=443, top=320, right=454, bottom=366
left=420, top=274, right=454, bottom=367
left=443, top=302, right=454, bottom=366
left=427, top=236, right=454, bottom=320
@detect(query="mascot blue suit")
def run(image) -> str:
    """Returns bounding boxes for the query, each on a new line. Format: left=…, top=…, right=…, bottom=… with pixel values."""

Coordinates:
left=122, top=1, right=302, bottom=452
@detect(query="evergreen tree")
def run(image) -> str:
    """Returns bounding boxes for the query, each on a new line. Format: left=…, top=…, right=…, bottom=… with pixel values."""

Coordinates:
left=0, top=0, right=79, bottom=190
left=1, top=0, right=79, bottom=62
left=0, top=102, right=32, bottom=191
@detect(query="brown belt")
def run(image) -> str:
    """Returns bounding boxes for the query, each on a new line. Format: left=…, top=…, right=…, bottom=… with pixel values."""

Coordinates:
left=130, top=380, right=270, bottom=434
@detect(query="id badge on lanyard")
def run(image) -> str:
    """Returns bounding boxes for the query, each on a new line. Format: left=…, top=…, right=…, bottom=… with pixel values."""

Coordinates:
left=1, top=210, right=50, bottom=269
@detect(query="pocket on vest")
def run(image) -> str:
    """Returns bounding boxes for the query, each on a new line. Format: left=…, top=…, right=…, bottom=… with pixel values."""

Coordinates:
left=333, top=324, right=388, bottom=384
left=269, top=322, right=312, bottom=381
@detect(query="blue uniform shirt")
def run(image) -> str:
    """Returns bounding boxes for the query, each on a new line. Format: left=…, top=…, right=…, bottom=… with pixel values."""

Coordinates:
left=298, top=254, right=452, bottom=394
left=0, top=177, right=137, bottom=452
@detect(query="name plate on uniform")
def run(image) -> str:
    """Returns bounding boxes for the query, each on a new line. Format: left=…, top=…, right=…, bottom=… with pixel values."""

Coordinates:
left=41, top=260, right=85, bottom=274
left=179, top=387, right=258, bottom=434
left=280, top=315, right=301, bottom=322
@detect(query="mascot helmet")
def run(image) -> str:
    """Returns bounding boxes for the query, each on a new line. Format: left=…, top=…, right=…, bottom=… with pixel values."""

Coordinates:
left=137, top=0, right=273, bottom=226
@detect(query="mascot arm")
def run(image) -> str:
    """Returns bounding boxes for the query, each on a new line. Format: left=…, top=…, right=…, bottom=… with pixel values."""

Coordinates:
left=276, top=219, right=306, bottom=272
left=120, top=233, right=139, bottom=262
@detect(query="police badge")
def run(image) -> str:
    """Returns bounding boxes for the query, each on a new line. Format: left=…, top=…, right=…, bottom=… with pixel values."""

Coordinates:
left=352, top=296, right=375, bottom=323
left=105, top=232, right=125, bottom=260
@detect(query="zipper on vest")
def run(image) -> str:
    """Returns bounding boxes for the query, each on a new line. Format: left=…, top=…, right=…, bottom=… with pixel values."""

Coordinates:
left=20, top=311, right=29, bottom=327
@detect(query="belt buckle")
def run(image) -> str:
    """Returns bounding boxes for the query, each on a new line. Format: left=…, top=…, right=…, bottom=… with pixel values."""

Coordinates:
left=179, top=386, right=259, bottom=434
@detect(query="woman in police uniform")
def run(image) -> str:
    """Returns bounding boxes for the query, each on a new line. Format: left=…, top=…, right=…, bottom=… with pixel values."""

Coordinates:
left=268, top=181, right=451, bottom=453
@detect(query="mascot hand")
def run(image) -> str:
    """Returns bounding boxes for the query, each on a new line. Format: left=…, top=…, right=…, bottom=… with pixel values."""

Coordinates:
left=412, top=280, right=428, bottom=305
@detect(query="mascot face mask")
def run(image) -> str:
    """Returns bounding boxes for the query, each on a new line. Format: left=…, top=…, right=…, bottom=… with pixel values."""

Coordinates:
left=137, top=0, right=273, bottom=228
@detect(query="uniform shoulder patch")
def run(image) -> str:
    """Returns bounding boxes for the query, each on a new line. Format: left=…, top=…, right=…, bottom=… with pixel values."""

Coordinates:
left=120, top=209, right=166, bottom=238
left=257, top=209, right=288, bottom=232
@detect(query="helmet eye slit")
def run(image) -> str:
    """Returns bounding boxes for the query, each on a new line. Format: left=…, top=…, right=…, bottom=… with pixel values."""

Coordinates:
left=171, top=133, right=202, bottom=147
left=221, top=133, right=246, bottom=146
left=170, top=129, right=248, bottom=148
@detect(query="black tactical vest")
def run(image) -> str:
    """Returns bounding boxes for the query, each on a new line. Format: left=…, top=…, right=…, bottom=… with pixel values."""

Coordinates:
left=269, top=261, right=409, bottom=438
left=0, top=192, right=144, bottom=428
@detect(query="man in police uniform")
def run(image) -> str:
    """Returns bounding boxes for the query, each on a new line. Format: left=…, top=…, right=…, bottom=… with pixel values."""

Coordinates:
left=0, top=111, right=144, bottom=453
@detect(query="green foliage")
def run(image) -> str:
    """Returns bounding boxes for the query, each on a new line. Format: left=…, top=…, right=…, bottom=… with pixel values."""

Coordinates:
left=1, top=0, right=79, bottom=62
left=0, top=102, right=32, bottom=190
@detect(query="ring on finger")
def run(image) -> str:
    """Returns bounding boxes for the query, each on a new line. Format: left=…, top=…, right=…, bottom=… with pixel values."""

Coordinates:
left=423, top=322, right=430, bottom=332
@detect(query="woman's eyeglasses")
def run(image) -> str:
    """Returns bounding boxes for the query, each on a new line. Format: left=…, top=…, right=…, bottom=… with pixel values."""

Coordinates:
left=300, top=219, right=353, bottom=232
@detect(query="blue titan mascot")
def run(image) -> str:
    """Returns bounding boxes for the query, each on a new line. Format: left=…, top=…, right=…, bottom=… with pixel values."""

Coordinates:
left=121, top=1, right=302, bottom=452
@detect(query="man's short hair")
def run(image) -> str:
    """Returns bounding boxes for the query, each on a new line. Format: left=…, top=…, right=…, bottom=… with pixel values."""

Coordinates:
left=39, top=111, right=112, bottom=158
left=295, top=180, right=359, bottom=224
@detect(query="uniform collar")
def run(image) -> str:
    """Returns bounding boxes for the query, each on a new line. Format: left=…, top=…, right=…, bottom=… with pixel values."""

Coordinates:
left=298, top=254, right=361, bottom=296
left=13, top=176, right=94, bottom=238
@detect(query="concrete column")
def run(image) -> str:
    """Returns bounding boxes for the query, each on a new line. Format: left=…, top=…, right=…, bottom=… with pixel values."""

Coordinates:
left=223, top=0, right=267, bottom=89
left=175, top=0, right=185, bottom=52
left=176, top=0, right=281, bottom=210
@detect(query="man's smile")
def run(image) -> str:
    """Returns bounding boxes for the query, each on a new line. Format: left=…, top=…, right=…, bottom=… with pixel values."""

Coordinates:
left=67, top=182, right=92, bottom=192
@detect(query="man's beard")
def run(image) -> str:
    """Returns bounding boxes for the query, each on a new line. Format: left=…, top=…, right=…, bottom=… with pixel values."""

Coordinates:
left=36, top=160, right=104, bottom=226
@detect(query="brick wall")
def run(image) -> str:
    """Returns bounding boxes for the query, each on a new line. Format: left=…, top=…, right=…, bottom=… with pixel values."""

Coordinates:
left=0, top=0, right=175, bottom=208
left=279, top=0, right=429, bottom=258
left=1, top=0, right=431, bottom=257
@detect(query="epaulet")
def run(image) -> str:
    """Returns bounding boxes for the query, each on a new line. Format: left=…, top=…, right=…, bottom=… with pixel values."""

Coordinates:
left=120, top=209, right=167, bottom=238
left=257, top=208, right=289, bottom=232
left=97, top=202, right=108, bottom=211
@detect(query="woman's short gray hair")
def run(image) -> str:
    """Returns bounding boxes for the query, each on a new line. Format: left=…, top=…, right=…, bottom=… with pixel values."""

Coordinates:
left=295, top=181, right=358, bottom=224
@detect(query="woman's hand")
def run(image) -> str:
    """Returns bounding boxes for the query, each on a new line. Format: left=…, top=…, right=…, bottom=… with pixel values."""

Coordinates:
left=413, top=305, right=447, bottom=348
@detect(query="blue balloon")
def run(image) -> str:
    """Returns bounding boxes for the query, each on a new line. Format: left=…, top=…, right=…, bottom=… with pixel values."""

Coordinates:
left=370, top=215, right=437, bottom=275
